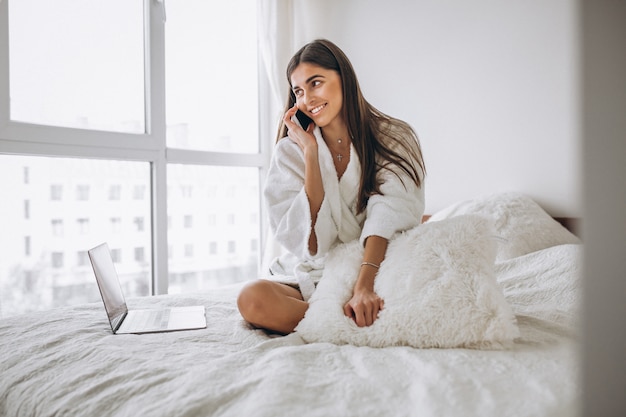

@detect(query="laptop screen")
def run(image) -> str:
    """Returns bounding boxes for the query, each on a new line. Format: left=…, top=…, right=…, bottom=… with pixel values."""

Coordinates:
left=88, top=243, right=128, bottom=332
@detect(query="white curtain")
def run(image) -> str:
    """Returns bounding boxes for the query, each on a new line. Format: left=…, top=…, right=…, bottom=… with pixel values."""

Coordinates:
left=257, top=0, right=327, bottom=133
left=257, top=0, right=328, bottom=273
left=258, top=0, right=293, bottom=124
left=257, top=0, right=294, bottom=273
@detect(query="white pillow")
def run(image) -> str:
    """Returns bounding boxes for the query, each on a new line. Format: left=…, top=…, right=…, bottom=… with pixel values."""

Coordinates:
left=427, top=192, right=580, bottom=261
left=295, top=215, right=520, bottom=349
left=495, top=243, right=582, bottom=344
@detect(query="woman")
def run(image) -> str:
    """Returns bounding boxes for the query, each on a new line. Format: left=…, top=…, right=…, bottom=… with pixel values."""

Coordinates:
left=237, top=39, right=425, bottom=334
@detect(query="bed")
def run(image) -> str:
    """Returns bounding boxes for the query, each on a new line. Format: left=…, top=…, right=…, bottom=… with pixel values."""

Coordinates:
left=0, top=192, right=582, bottom=417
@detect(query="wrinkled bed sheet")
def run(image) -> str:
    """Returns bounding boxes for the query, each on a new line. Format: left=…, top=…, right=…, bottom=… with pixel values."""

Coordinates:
left=0, top=244, right=581, bottom=417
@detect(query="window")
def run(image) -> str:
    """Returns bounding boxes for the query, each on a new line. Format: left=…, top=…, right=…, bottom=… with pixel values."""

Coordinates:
left=76, top=185, right=90, bottom=201
left=180, top=186, right=192, bottom=199
left=134, top=247, right=145, bottom=263
left=167, top=164, right=260, bottom=293
left=51, top=219, right=64, bottom=237
left=165, top=1, right=258, bottom=153
left=51, top=252, right=64, bottom=268
left=50, top=185, right=63, bottom=201
left=77, top=251, right=90, bottom=267
left=0, top=155, right=152, bottom=318
left=133, top=185, right=146, bottom=200
left=0, top=1, right=263, bottom=318
left=133, top=217, right=145, bottom=232
left=110, top=217, right=122, bottom=233
left=77, top=218, right=90, bottom=234
left=8, top=0, right=145, bottom=132
left=108, top=185, right=122, bottom=201
left=110, top=248, right=122, bottom=263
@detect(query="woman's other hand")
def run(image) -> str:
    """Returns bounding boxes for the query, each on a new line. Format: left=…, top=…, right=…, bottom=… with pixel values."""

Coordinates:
left=343, top=289, right=384, bottom=327
left=344, top=236, right=388, bottom=327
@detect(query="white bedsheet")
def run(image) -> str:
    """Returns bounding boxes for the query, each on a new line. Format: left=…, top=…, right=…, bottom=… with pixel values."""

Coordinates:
left=0, top=244, right=581, bottom=417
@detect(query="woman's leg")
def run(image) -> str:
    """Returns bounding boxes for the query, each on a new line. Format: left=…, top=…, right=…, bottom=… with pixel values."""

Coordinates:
left=237, top=279, right=308, bottom=334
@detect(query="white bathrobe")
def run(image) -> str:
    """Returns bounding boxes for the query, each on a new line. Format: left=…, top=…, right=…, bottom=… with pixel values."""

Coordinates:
left=264, top=126, right=425, bottom=301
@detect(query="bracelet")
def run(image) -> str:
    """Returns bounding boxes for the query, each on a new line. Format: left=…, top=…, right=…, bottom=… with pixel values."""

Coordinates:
left=361, top=262, right=380, bottom=269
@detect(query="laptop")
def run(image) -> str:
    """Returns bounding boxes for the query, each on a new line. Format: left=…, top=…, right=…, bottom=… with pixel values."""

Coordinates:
left=88, top=243, right=207, bottom=334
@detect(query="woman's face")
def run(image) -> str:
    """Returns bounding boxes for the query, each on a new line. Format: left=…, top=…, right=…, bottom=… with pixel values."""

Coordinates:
left=290, top=63, right=344, bottom=130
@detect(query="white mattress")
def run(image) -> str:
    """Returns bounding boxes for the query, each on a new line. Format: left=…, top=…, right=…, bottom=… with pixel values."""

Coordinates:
left=0, top=243, right=581, bottom=417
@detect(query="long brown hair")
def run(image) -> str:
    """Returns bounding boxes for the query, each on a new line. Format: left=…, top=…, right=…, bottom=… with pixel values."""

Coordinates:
left=278, top=39, right=425, bottom=214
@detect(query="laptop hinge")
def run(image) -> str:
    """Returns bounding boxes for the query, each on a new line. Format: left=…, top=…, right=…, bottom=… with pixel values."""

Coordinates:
left=113, top=311, right=128, bottom=334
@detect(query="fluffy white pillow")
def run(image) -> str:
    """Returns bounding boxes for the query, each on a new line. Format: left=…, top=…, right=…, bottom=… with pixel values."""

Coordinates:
left=295, top=215, right=520, bottom=349
left=427, top=192, right=580, bottom=261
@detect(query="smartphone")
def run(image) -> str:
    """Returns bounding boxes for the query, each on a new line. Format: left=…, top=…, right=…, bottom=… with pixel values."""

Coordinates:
left=295, top=109, right=313, bottom=130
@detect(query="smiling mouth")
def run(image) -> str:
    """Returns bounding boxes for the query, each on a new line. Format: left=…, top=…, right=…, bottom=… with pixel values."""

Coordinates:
left=310, top=104, right=326, bottom=115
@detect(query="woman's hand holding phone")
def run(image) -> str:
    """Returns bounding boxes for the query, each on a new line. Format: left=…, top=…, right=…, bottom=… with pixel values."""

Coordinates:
left=283, top=105, right=317, bottom=154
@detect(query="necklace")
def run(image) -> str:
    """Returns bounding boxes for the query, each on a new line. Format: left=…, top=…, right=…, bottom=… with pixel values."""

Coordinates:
left=336, top=138, right=345, bottom=162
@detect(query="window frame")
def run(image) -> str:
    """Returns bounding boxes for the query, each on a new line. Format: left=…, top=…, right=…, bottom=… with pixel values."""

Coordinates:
left=0, top=0, right=270, bottom=296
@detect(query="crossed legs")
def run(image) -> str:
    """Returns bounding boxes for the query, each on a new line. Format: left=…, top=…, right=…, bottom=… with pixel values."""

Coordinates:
left=237, top=279, right=309, bottom=335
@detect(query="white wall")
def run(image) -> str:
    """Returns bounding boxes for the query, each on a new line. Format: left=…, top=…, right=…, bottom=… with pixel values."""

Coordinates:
left=292, top=0, right=580, bottom=216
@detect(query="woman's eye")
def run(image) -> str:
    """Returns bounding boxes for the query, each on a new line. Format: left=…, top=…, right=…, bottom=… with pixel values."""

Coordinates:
left=294, top=89, right=303, bottom=97
left=312, top=80, right=321, bottom=87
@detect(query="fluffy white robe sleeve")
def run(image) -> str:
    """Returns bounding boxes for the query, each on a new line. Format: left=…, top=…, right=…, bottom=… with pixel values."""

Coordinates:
left=360, top=165, right=425, bottom=245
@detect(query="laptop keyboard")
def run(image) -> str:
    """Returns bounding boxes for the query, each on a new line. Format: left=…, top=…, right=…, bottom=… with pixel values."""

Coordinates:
left=124, top=309, right=171, bottom=331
